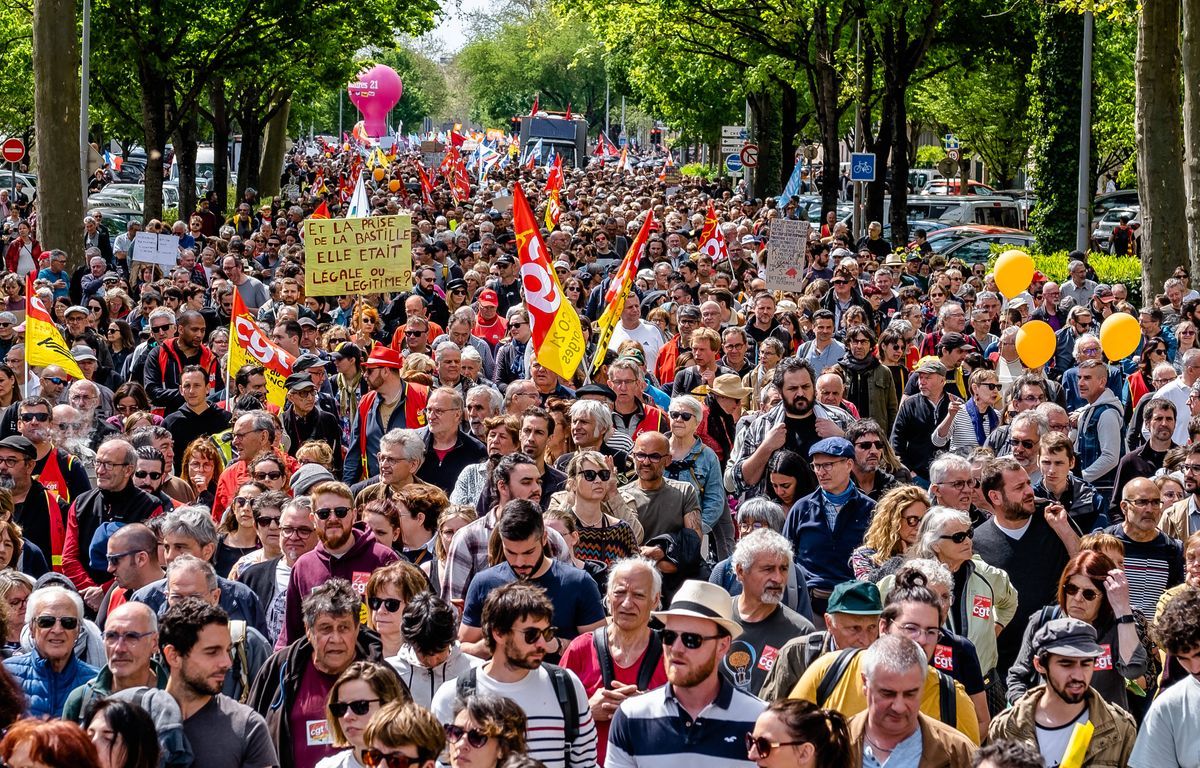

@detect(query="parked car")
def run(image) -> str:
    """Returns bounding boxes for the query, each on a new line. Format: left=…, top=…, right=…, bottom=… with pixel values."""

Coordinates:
left=92, top=207, right=144, bottom=239
left=921, top=179, right=998, bottom=195
left=937, top=231, right=1035, bottom=264
left=1091, top=189, right=1139, bottom=229
left=1091, top=206, right=1139, bottom=253
left=890, top=195, right=1021, bottom=228
left=915, top=225, right=1031, bottom=255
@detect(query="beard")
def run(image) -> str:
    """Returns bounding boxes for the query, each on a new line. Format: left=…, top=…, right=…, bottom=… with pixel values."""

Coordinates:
left=1048, top=675, right=1088, bottom=705
left=1003, top=498, right=1033, bottom=520
left=783, top=393, right=812, bottom=417
left=667, top=650, right=719, bottom=688
left=320, top=524, right=352, bottom=550
left=0, top=474, right=14, bottom=491
left=759, top=586, right=784, bottom=605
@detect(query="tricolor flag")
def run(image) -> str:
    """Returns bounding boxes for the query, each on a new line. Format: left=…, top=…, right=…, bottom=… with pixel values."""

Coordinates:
left=24, top=273, right=84, bottom=380
left=592, top=211, right=655, bottom=374
left=512, top=182, right=585, bottom=380
left=228, top=290, right=293, bottom=408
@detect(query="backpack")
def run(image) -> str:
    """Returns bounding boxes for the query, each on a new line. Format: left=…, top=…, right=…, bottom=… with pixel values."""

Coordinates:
left=230, top=620, right=251, bottom=703
left=592, top=628, right=662, bottom=691
left=456, top=663, right=580, bottom=754
left=816, top=648, right=957, bottom=725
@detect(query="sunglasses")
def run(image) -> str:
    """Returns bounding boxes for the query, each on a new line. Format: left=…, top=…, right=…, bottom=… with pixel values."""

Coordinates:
left=661, top=629, right=721, bottom=649
left=404, top=330, right=425, bottom=337
left=35, top=615, right=79, bottom=630
left=254, top=514, right=281, bottom=527
left=233, top=496, right=255, bottom=507
left=1064, top=583, right=1100, bottom=601
left=133, top=470, right=162, bottom=480
left=106, top=550, right=143, bottom=568
left=855, top=440, right=884, bottom=450
left=150, top=324, right=172, bottom=333
left=668, top=411, right=695, bottom=421
left=444, top=725, right=490, bottom=748
left=938, top=529, right=973, bottom=544
left=368, top=596, right=404, bottom=613
left=518, top=626, right=557, bottom=644
left=315, top=506, right=351, bottom=521
left=41, top=377, right=69, bottom=386
left=361, top=749, right=424, bottom=768
left=579, top=469, right=612, bottom=482
left=977, top=382, right=1000, bottom=390
left=902, top=515, right=923, bottom=528
left=746, top=734, right=807, bottom=759
left=1009, top=438, right=1037, bottom=450
left=253, top=471, right=283, bottom=481
left=19, top=413, right=50, bottom=422
left=329, top=698, right=379, bottom=717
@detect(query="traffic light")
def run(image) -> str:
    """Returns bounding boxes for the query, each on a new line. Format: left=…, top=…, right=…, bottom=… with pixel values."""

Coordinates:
left=650, top=128, right=662, bottom=146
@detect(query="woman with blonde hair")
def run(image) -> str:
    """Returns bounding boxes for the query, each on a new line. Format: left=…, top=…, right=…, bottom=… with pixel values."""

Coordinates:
left=426, top=506, right=477, bottom=587
left=849, top=485, right=930, bottom=581
left=296, top=439, right=335, bottom=469
left=362, top=701, right=443, bottom=768
left=317, top=661, right=409, bottom=768
left=352, top=304, right=386, bottom=350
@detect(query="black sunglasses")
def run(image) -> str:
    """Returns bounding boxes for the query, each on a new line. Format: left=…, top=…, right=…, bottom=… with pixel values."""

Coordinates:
left=362, top=749, right=424, bottom=768
left=746, top=734, right=807, bottom=759
left=368, top=597, right=403, bottom=613
left=444, top=725, right=490, bottom=748
left=1064, top=583, right=1100, bottom=601
left=662, top=629, right=721, bottom=649
left=253, top=470, right=283, bottom=481
left=519, top=626, right=557, bottom=644
left=579, top=469, right=612, bottom=482
left=133, top=470, right=162, bottom=480
left=315, top=506, right=351, bottom=521
left=329, top=698, right=379, bottom=717
left=19, top=413, right=50, bottom=422
left=1009, top=438, right=1037, bottom=450
left=855, top=440, right=884, bottom=450
left=35, top=615, right=79, bottom=630
left=668, top=411, right=695, bottom=421
left=254, top=514, right=281, bottom=527
left=939, top=530, right=973, bottom=544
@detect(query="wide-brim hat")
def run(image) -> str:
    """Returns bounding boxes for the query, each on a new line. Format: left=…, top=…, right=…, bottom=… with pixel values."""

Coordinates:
left=651, top=580, right=743, bottom=639
left=711, top=374, right=751, bottom=400
left=364, top=345, right=403, bottom=369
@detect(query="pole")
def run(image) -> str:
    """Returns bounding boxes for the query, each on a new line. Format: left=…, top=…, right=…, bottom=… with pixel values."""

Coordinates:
left=79, top=0, right=91, bottom=202
left=620, top=96, right=625, bottom=144
left=852, top=21, right=864, bottom=242
left=338, top=90, right=344, bottom=139
left=1076, top=10, right=1094, bottom=252
left=605, top=79, right=611, bottom=139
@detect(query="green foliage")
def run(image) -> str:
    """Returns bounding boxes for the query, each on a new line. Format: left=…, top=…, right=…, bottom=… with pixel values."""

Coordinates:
left=0, top=4, right=33, bottom=134
left=914, top=145, right=947, bottom=168
left=680, top=162, right=714, bottom=179
left=988, top=245, right=1142, bottom=304
left=1090, top=17, right=1135, bottom=185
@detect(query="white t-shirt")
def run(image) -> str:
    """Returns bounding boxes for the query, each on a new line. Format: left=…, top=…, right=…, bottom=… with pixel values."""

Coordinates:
left=1130, top=674, right=1200, bottom=768
left=609, top=321, right=665, bottom=372
left=1034, top=710, right=1088, bottom=767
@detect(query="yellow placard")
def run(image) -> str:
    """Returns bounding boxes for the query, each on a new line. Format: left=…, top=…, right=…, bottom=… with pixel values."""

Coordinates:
left=304, top=214, right=413, bottom=296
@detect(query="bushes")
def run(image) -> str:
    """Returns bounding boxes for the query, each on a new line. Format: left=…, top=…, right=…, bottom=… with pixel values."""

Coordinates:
left=680, top=162, right=714, bottom=179
left=987, top=246, right=1142, bottom=306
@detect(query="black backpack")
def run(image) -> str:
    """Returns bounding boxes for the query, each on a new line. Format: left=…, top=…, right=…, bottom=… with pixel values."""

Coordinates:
left=456, top=663, right=580, bottom=749
left=815, top=648, right=957, bottom=725
left=592, top=628, right=663, bottom=691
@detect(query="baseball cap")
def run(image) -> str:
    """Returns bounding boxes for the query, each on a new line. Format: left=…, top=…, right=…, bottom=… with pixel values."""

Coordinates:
left=1094, top=285, right=1115, bottom=303
left=808, top=437, right=855, bottom=460
left=1032, top=617, right=1104, bottom=658
left=70, top=345, right=98, bottom=362
left=495, top=254, right=516, bottom=267
left=332, top=342, right=363, bottom=362
left=938, top=332, right=969, bottom=351
left=363, top=345, right=404, bottom=369
left=297, top=316, right=318, bottom=329
left=0, top=312, right=15, bottom=325
left=477, top=289, right=499, bottom=307
left=827, top=581, right=883, bottom=615
left=291, top=353, right=323, bottom=373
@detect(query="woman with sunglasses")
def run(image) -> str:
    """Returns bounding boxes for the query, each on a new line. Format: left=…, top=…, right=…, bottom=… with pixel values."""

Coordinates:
left=493, top=309, right=533, bottom=387
left=445, top=278, right=471, bottom=316
left=851, top=485, right=930, bottom=581
left=85, top=296, right=110, bottom=333
left=215, top=480, right=266, bottom=578
left=227, top=490, right=289, bottom=580
left=104, top=321, right=136, bottom=376
left=318, top=661, right=409, bottom=768
left=1175, top=321, right=1199, bottom=365
left=746, top=699, right=851, bottom=768
left=664, top=395, right=730, bottom=559
left=180, top=437, right=224, bottom=510
left=1125, top=335, right=1166, bottom=411
left=360, top=701, right=443, bottom=768
left=365, top=561, right=431, bottom=659
left=445, top=694, right=527, bottom=768
left=1007, top=549, right=1146, bottom=712
left=948, top=369, right=1001, bottom=452
left=547, top=452, right=638, bottom=570
left=0, top=571, right=32, bottom=656
left=249, top=453, right=290, bottom=494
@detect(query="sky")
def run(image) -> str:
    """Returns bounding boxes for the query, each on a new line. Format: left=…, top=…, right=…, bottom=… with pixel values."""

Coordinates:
left=422, top=0, right=492, bottom=54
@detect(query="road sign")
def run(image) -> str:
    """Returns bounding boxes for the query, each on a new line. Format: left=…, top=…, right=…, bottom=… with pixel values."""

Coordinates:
left=947, top=148, right=960, bottom=162
left=722, top=125, right=747, bottom=138
left=725, top=154, right=744, bottom=173
left=740, top=144, right=759, bottom=168
left=850, top=152, right=876, bottom=182
left=944, top=133, right=959, bottom=150
left=1, top=138, right=24, bottom=164
left=937, top=158, right=958, bottom=177
left=721, top=139, right=744, bottom=152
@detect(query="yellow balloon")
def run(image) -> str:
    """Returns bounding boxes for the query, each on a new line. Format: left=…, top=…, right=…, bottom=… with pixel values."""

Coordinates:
left=994, top=249, right=1034, bottom=298
left=372, top=167, right=386, bottom=182
left=388, top=179, right=401, bottom=192
left=1016, top=320, right=1056, bottom=368
left=1100, top=312, right=1143, bottom=362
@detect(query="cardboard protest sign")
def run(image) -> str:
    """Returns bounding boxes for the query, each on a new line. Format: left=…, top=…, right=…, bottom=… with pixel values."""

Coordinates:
left=765, top=219, right=809, bottom=292
left=304, top=214, right=413, bottom=296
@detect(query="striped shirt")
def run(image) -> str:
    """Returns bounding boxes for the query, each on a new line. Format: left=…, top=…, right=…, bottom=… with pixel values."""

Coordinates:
left=605, top=679, right=764, bottom=768
left=431, top=664, right=598, bottom=768
left=1106, top=526, right=1185, bottom=614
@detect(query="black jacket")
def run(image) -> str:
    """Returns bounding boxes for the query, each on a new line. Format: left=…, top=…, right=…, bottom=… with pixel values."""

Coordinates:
left=282, top=406, right=343, bottom=475
left=67, top=483, right=163, bottom=588
left=415, top=427, right=486, bottom=495
left=237, top=555, right=283, bottom=613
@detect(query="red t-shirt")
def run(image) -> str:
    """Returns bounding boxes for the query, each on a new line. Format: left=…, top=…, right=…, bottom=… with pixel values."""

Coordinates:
left=473, top=315, right=507, bottom=348
left=289, top=661, right=340, bottom=768
left=559, top=631, right=669, bottom=764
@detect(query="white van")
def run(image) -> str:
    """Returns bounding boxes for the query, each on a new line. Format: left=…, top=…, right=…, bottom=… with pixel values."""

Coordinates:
left=169, top=146, right=234, bottom=193
left=885, top=195, right=1020, bottom=228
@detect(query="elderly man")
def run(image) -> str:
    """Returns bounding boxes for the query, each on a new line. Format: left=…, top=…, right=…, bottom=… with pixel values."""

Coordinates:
left=165, top=555, right=271, bottom=702
left=556, top=399, right=634, bottom=481
left=414, top=386, right=486, bottom=494
left=464, top=384, right=503, bottom=443
left=503, top=378, right=541, bottom=417
left=432, top=342, right=470, bottom=397
left=62, top=439, right=164, bottom=609
left=214, top=411, right=291, bottom=519
left=722, top=529, right=814, bottom=696
left=62, top=601, right=165, bottom=722
left=249, top=580, right=379, bottom=767
left=782, top=437, right=875, bottom=621
left=3, top=586, right=99, bottom=717
left=0, top=434, right=66, bottom=571
left=1149, top=348, right=1200, bottom=446
left=19, top=395, right=92, bottom=504
left=66, top=379, right=118, bottom=447
left=606, top=580, right=765, bottom=768
left=281, top=372, right=343, bottom=475
left=607, top=292, right=665, bottom=371
left=609, top=358, right=671, bottom=441
left=279, top=481, right=398, bottom=647
left=433, top=310, right=497, bottom=379
left=1107, top=477, right=1184, bottom=615
left=1005, top=410, right=1049, bottom=485
left=846, top=635, right=976, bottom=767
left=352, top=428, right=428, bottom=506
left=344, top=345, right=429, bottom=483
left=758, top=579, right=882, bottom=701
left=560, top=557, right=667, bottom=764
left=237, top=497, right=319, bottom=645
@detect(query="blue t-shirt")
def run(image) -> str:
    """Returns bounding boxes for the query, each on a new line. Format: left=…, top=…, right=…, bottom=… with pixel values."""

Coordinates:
left=37, top=268, right=69, bottom=299
left=462, top=560, right=605, bottom=640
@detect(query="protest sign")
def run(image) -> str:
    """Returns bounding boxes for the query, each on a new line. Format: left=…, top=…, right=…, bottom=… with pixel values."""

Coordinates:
left=765, top=219, right=809, bottom=292
left=304, top=214, right=413, bottom=296
left=132, top=232, right=180, bottom=268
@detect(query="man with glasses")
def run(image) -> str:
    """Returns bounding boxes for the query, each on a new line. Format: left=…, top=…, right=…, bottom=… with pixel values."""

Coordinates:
left=1073, top=359, right=1124, bottom=508
left=1163, top=441, right=1200, bottom=543
left=604, top=580, right=763, bottom=768
left=222, top=254, right=270, bottom=312
left=2, top=585, right=98, bottom=717
left=411, top=386, right=485, bottom=495
left=61, top=304, right=115, bottom=377
left=654, top=304, right=701, bottom=385
left=18, top=395, right=92, bottom=505
left=344, top=345, right=429, bottom=484
left=62, top=601, right=165, bottom=722
left=1146, top=348, right=1200, bottom=447
left=279, top=480, right=398, bottom=648
left=281, top=372, right=343, bottom=476
left=162, top=367, right=232, bottom=474
left=928, top=453, right=978, bottom=517
left=0, top=434, right=66, bottom=575
left=1108, top=477, right=1184, bottom=615
left=846, top=420, right=898, bottom=501
left=1052, top=305, right=1096, bottom=379
left=433, top=582, right=598, bottom=768
left=0, top=311, right=17, bottom=359
left=214, top=412, right=282, bottom=519
left=621, top=431, right=701, bottom=574
left=37, top=249, right=70, bottom=300
left=125, top=306, right=175, bottom=385
left=98, top=523, right=162, bottom=627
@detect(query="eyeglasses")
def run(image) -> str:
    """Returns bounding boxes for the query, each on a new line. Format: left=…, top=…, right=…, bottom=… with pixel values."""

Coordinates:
left=746, top=734, right=807, bottom=759
left=662, top=629, right=721, bottom=649
left=103, top=629, right=154, bottom=644
left=315, top=506, right=351, bottom=521
left=939, top=529, right=973, bottom=544
left=902, top=515, right=923, bottom=528
left=668, top=411, right=695, bottom=421
left=943, top=478, right=978, bottom=491
left=632, top=452, right=665, bottom=462
left=424, top=406, right=461, bottom=417
left=106, top=550, right=143, bottom=568
left=368, top=597, right=404, bottom=613
left=254, top=514, right=281, bottom=527
left=1009, top=438, right=1037, bottom=450
left=1064, top=583, right=1101, bottom=601
left=253, top=471, right=283, bottom=481
left=811, top=460, right=845, bottom=474
left=329, top=698, right=379, bottom=717
left=362, top=749, right=424, bottom=768
left=579, top=469, right=612, bottom=482
left=94, top=460, right=130, bottom=471
left=233, top=496, right=255, bottom=507
left=35, top=615, right=79, bottom=630
left=518, top=626, right=557, bottom=644
left=1125, top=497, right=1162, bottom=508
left=404, top=330, right=425, bottom=337
left=133, top=470, right=162, bottom=481
left=894, top=623, right=941, bottom=641
left=444, top=725, right=490, bottom=748
left=855, top=440, right=884, bottom=450
left=281, top=525, right=315, bottom=538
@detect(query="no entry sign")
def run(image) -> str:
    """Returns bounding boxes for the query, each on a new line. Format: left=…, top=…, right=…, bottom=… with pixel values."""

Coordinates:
left=1, top=138, right=24, bottom=164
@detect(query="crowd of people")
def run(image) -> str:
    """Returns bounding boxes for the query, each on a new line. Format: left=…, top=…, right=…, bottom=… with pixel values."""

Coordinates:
left=0, top=139, right=1195, bottom=768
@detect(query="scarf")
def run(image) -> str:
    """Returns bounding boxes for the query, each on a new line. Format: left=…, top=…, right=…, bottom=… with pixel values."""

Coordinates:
left=821, top=483, right=856, bottom=508
left=964, top=397, right=998, bottom=446
left=838, top=353, right=878, bottom=415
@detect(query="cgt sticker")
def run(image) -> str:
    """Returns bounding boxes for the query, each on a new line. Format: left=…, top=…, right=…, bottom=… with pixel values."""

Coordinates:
left=972, top=595, right=992, bottom=620
left=307, top=720, right=331, bottom=746
left=933, top=644, right=954, bottom=672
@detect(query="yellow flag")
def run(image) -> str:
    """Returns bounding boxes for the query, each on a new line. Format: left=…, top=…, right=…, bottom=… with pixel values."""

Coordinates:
left=25, top=274, right=85, bottom=380
left=1059, top=721, right=1094, bottom=768
left=228, top=289, right=293, bottom=408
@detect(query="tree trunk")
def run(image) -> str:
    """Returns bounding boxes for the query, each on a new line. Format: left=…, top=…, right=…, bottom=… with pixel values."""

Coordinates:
left=137, top=69, right=170, bottom=223
left=1183, top=0, right=1200, bottom=278
left=888, top=78, right=912, bottom=247
left=259, top=95, right=291, bottom=200
left=780, top=81, right=799, bottom=194
left=173, top=112, right=199, bottom=224
left=1137, top=0, right=1188, bottom=295
left=749, top=90, right=779, bottom=199
left=236, top=122, right=264, bottom=201
left=209, top=81, right=231, bottom=215
left=32, top=0, right=83, bottom=271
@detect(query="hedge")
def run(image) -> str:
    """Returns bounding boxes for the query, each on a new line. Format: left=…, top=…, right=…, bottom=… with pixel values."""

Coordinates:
left=987, top=246, right=1142, bottom=306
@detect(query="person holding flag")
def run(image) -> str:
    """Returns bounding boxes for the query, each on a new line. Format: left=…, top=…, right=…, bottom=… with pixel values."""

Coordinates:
left=23, top=273, right=86, bottom=385
left=592, top=212, right=656, bottom=375
left=544, top=154, right=564, bottom=231
left=227, top=289, right=294, bottom=411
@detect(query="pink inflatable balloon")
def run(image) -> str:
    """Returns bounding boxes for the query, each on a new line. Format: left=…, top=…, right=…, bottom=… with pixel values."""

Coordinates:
left=347, top=65, right=403, bottom=138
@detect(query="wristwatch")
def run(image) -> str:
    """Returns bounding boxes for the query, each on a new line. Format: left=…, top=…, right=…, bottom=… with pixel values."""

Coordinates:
left=1115, top=614, right=1136, bottom=625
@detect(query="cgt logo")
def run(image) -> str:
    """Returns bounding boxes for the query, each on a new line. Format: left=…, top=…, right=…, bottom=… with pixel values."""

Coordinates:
left=519, top=243, right=562, bottom=315
left=233, top=315, right=293, bottom=375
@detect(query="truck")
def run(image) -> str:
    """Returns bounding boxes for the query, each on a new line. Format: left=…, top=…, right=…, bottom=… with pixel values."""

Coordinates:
left=518, top=115, right=589, bottom=168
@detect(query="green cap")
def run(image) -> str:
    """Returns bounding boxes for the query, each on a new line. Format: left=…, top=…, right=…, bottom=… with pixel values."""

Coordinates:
left=827, top=580, right=882, bottom=615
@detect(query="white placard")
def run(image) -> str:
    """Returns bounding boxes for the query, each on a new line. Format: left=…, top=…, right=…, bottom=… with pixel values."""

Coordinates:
left=132, top=232, right=181, bottom=268
left=765, top=219, right=810, bottom=292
